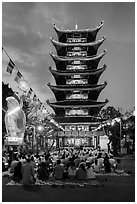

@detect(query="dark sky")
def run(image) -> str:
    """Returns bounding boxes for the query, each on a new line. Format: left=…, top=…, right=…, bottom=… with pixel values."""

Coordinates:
left=2, top=2, right=135, bottom=114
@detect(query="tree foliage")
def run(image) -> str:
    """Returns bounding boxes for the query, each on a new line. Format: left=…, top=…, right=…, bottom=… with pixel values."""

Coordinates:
left=100, top=106, right=123, bottom=156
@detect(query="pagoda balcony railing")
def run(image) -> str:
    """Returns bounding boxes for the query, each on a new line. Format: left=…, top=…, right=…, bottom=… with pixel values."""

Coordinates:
left=67, top=38, right=87, bottom=43
left=66, top=65, right=87, bottom=70
left=67, top=51, right=87, bottom=57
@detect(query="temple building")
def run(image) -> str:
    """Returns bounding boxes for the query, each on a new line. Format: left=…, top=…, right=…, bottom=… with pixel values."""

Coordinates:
left=47, top=21, right=108, bottom=147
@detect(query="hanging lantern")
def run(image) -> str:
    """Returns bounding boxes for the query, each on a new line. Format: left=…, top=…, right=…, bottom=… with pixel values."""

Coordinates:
left=42, top=109, right=48, bottom=115
left=18, top=80, right=29, bottom=92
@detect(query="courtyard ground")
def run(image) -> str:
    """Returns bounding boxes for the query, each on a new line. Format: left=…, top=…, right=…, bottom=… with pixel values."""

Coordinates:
left=2, top=155, right=135, bottom=202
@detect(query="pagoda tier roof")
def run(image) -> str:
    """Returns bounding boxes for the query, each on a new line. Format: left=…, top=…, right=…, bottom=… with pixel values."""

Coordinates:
left=47, top=99, right=108, bottom=107
left=55, top=117, right=103, bottom=124
left=47, top=100, right=108, bottom=117
left=53, top=21, right=104, bottom=43
left=49, top=65, right=106, bottom=85
left=47, top=82, right=107, bottom=101
left=50, top=36, right=106, bottom=56
left=50, top=50, right=107, bottom=70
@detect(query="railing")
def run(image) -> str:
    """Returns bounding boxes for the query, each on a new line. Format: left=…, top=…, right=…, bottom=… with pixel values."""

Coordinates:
left=67, top=38, right=87, bottom=43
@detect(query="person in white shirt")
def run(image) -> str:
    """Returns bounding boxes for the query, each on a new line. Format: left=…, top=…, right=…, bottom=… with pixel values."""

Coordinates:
left=86, top=162, right=96, bottom=179
left=92, top=159, right=100, bottom=173
left=109, top=155, right=116, bottom=171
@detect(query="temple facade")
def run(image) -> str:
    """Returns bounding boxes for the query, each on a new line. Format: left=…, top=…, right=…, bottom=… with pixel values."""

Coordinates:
left=47, top=21, right=108, bottom=147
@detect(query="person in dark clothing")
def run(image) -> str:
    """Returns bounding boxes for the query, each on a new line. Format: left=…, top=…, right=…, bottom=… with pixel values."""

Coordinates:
left=12, top=161, right=22, bottom=183
left=2, top=157, right=5, bottom=172
left=104, top=153, right=111, bottom=173
left=76, top=163, right=87, bottom=180
left=37, top=162, right=49, bottom=181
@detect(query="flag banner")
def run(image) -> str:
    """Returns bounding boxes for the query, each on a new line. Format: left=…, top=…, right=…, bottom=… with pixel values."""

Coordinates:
left=27, top=88, right=33, bottom=98
left=39, top=102, right=43, bottom=110
left=14, top=71, right=23, bottom=83
left=6, top=59, right=15, bottom=74
left=40, top=105, right=45, bottom=111
left=36, top=99, right=41, bottom=109
left=33, top=94, right=37, bottom=102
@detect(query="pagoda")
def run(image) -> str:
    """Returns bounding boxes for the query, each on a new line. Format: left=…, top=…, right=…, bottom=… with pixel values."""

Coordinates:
left=47, top=21, right=108, bottom=147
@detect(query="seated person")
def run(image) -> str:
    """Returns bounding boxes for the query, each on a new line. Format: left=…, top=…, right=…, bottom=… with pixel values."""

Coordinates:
left=2, top=157, right=6, bottom=172
left=86, top=162, right=96, bottom=180
left=92, top=159, right=100, bottom=173
left=109, top=155, right=116, bottom=171
left=76, top=163, right=87, bottom=180
left=115, top=159, right=124, bottom=174
left=10, top=156, right=19, bottom=173
left=97, top=153, right=104, bottom=169
left=68, top=162, right=77, bottom=179
left=104, top=156, right=111, bottom=173
left=12, top=161, right=22, bottom=183
left=37, top=162, right=49, bottom=181
left=53, top=159, right=64, bottom=179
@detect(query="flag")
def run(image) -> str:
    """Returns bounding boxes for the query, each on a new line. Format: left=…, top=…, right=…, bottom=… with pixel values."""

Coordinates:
left=6, top=59, right=15, bottom=74
left=39, top=102, right=43, bottom=110
left=33, top=94, right=37, bottom=102
left=27, top=88, right=33, bottom=98
left=14, top=71, right=23, bottom=83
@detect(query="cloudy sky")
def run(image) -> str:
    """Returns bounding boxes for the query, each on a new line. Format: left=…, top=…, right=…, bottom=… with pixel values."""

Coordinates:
left=2, top=2, right=135, bottom=114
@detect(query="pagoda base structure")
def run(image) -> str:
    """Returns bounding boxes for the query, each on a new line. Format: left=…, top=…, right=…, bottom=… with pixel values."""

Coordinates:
left=55, top=117, right=102, bottom=148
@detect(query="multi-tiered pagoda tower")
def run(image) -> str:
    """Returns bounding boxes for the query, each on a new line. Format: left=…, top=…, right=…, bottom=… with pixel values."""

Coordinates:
left=47, top=21, right=108, bottom=147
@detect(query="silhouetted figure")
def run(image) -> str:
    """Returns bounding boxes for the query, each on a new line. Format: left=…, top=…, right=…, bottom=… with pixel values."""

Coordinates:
left=37, top=162, right=49, bottom=181
left=12, top=161, right=22, bottom=183
left=104, top=153, right=111, bottom=173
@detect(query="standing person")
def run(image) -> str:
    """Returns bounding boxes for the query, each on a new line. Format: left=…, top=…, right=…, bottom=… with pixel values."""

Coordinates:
left=21, top=158, right=36, bottom=185
left=53, top=159, right=64, bottom=179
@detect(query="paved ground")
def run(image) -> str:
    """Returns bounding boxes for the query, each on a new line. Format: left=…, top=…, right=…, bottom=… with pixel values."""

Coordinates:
left=2, top=155, right=135, bottom=202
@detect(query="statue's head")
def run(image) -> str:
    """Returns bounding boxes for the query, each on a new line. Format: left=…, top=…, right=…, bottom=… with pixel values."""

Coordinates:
left=6, top=96, right=20, bottom=110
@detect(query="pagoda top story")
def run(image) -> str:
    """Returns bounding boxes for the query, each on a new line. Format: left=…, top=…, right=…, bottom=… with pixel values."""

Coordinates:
left=52, top=21, right=104, bottom=42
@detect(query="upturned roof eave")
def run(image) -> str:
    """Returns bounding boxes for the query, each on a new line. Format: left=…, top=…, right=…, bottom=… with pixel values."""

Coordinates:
left=47, top=82, right=107, bottom=91
left=49, top=65, right=107, bottom=76
left=49, top=50, right=107, bottom=62
left=47, top=101, right=108, bottom=108
left=52, top=21, right=104, bottom=35
left=50, top=36, right=106, bottom=49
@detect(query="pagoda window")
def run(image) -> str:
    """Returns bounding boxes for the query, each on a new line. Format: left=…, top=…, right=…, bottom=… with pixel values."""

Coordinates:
left=73, top=74, right=80, bottom=78
left=81, top=38, right=87, bottom=43
left=66, top=79, right=88, bottom=85
left=73, top=38, right=81, bottom=43
left=65, top=109, right=88, bottom=116
left=81, top=51, right=87, bottom=57
left=66, top=93, right=88, bottom=100
left=67, top=52, right=73, bottom=57
left=73, top=33, right=80, bottom=38
left=73, top=47, right=81, bottom=51
left=73, top=60, right=80, bottom=65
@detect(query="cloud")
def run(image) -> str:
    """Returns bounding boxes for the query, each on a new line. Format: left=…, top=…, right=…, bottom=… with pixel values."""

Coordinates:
left=35, top=2, right=71, bottom=27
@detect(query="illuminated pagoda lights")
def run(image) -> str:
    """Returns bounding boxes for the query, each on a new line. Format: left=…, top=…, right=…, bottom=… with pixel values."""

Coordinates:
left=47, top=21, right=108, bottom=147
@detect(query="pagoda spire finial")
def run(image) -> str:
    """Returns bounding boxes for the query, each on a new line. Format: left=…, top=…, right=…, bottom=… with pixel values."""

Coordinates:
left=75, top=19, right=78, bottom=30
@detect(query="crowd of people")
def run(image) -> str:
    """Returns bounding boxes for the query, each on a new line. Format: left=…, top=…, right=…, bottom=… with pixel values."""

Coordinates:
left=2, top=147, right=123, bottom=184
